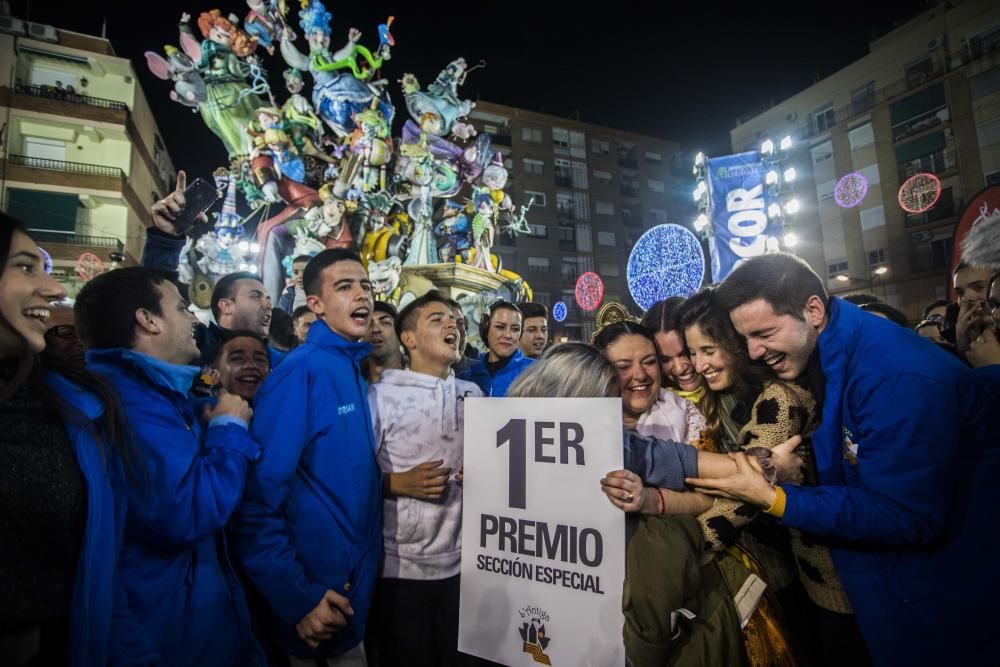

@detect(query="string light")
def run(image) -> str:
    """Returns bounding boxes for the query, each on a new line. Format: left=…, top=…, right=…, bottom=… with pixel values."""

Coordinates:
left=553, top=301, right=567, bottom=322
left=834, top=172, right=869, bottom=208
left=898, top=173, right=942, bottom=213
left=627, top=224, right=705, bottom=310
left=574, top=272, right=604, bottom=312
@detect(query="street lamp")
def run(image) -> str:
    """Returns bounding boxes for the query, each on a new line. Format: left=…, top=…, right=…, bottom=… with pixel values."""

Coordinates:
left=836, top=267, right=889, bottom=286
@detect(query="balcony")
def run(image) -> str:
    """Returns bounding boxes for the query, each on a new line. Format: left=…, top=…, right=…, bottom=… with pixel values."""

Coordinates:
left=491, top=130, right=512, bottom=147
left=617, top=157, right=638, bottom=169
left=6, top=84, right=128, bottom=125
left=892, top=106, right=949, bottom=142
left=554, top=175, right=573, bottom=188
left=897, top=150, right=956, bottom=181
left=30, top=231, right=124, bottom=252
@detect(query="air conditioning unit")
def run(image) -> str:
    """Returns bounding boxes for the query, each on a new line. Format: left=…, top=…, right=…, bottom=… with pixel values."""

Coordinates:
left=26, top=22, right=58, bottom=43
left=0, top=16, right=26, bottom=35
left=786, top=112, right=798, bottom=122
left=928, top=36, right=944, bottom=50
left=911, top=230, right=932, bottom=243
left=50, top=268, right=67, bottom=279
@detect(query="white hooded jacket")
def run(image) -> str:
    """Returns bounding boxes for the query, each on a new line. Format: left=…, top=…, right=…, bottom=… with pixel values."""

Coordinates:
left=369, top=369, right=482, bottom=580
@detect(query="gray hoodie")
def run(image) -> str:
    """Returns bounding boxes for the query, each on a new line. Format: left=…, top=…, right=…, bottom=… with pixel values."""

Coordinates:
left=369, top=369, right=483, bottom=580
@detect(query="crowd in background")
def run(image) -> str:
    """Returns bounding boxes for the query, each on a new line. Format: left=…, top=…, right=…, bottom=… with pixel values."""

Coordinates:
left=2, top=184, right=999, bottom=667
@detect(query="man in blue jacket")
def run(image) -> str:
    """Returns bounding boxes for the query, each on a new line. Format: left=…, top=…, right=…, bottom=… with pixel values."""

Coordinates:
left=233, top=248, right=379, bottom=665
left=75, top=267, right=264, bottom=666
left=689, top=254, right=1000, bottom=666
left=459, top=299, right=534, bottom=396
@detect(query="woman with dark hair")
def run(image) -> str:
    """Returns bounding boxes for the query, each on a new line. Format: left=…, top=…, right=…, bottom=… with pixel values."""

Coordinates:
left=640, top=297, right=705, bottom=403
left=678, top=287, right=863, bottom=667
left=0, top=215, right=150, bottom=666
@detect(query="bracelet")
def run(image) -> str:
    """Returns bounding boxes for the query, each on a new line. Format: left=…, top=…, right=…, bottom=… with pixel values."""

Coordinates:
left=656, top=487, right=667, bottom=515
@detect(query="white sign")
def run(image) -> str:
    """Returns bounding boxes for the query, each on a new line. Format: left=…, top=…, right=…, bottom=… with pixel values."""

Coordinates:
left=459, top=398, right=626, bottom=666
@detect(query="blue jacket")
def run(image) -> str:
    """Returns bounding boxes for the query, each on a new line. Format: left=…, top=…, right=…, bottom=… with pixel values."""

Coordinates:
left=46, top=373, right=157, bottom=667
left=233, top=320, right=382, bottom=657
left=779, top=299, right=1000, bottom=665
left=460, top=349, right=534, bottom=396
left=86, top=348, right=264, bottom=666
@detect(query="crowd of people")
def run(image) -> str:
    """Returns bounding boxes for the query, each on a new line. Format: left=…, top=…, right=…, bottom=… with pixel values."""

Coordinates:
left=2, top=185, right=999, bottom=667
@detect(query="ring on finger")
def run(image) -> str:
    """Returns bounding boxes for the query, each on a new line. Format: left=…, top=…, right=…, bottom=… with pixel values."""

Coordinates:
left=625, top=492, right=634, bottom=503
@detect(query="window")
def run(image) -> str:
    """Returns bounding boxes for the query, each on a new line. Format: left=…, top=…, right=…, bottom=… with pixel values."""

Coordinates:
left=858, top=163, right=881, bottom=185
left=554, top=159, right=572, bottom=187
left=814, top=104, right=835, bottom=133
left=905, top=56, right=937, bottom=89
left=527, top=256, right=550, bottom=272
left=523, top=190, right=547, bottom=207
left=552, top=127, right=571, bottom=152
left=827, top=259, right=849, bottom=280
left=969, top=24, right=1000, bottom=59
left=568, top=131, right=586, bottom=158
left=575, top=223, right=593, bottom=252
left=599, top=262, right=620, bottom=277
left=591, top=139, right=610, bottom=155
left=573, top=192, right=590, bottom=220
left=617, top=141, right=638, bottom=168
left=522, top=127, right=543, bottom=143
left=910, top=228, right=953, bottom=272
left=866, top=248, right=887, bottom=269
left=647, top=179, right=665, bottom=194
left=7, top=188, right=78, bottom=234
left=595, top=200, right=615, bottom=216
left=598, top=231, right=616, bottom=246
left=850, top=81, right=875, bottom=116
left=522, top=158, right=545, bottom=176
left=811, top=140, right=833, bottom=165
left=644, top=151, right=662, bottom=164
left=988, top=171, right=1000, bottom=186
left=860, top=205, right=886, bottom=230
left=527, top=223, right=548, bottom=238
left=534, top=292, right=551, bottom=307
left=592, top=169, right=612, bottom=184
left=23, top=136, right=65, bottom=162
left=848, top=123, right=874, bottom=150
left=977, top=118, right=1000, bottom=148
left=483, top=124, right=499, bottom=135
left=560, top=255, right=578, bottom=279
left=556, top=192, right=574, bottom=218
left=570, top=161, right=589, bottom=189
left=817, top=179, right=837, bottom=201
left=649, top=208, right=669, bottom=224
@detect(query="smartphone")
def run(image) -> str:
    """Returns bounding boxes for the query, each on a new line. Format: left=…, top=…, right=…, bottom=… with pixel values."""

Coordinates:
left=174, top=177, right=222, bottom=234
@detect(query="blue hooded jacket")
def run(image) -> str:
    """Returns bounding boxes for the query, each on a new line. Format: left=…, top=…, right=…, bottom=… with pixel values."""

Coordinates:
left=86, top=348, right=264, bottom=666
left=232, top=319, right=382, bottom=657
left=46, top=373, right=157, bottom=667
left=460, top=348, right=534, bottom=397
left=779, top=299, right=1000, bottom=665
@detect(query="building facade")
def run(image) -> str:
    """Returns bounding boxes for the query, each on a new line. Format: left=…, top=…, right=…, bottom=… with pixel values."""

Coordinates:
left=0, top=16, right=174, bottom=295
left=729, top=0, right=1000, bottom=320
left=468, top=101, right=688, bottom=340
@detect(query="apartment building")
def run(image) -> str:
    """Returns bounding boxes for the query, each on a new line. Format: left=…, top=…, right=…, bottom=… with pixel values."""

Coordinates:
left=0, top=13, right=174, bottom=294
left=468, top=101, right=688, bottom=340
left=730, top=0, right=1000, bottom=320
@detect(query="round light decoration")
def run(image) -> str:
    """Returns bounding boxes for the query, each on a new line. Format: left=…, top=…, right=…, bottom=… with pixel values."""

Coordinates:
left=75, top=252, right=105, bottom=281
left=898, top=173, right=942, bottom=214
left=834, top=172, right=868, bottom=208
left=574, top=272, right=604, bottom=312
left=627, top=224, right=705, bottom=311
left=552, top=301, right=568, bottom=322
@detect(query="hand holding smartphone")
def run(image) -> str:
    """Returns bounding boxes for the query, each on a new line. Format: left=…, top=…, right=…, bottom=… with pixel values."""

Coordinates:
left=173, top=177, right=221, bottom=234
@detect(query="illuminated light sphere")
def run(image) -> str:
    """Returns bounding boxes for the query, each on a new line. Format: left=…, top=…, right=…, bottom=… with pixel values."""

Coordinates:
left=552, top=301, right=568, bottom=322
left=627, top=224, right=705, bottom=311
left=575, top=272, right=604, bottom=312
left=38, top=246, right=53, bottom=275
left=898, top=173, right=942, bottom=213
left=834, top=172, right=869, bottom=208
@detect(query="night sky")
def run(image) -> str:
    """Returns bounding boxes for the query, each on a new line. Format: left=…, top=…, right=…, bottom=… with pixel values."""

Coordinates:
left=11, top=0, right=929, bottom=178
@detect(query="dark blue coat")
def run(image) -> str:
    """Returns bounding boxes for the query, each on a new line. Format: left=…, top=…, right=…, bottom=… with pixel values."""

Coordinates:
left=87, top=348, right=264, bottom=666
left=780, top=299, right=1000, bottom=665
left=232, top=320, right=382, bottom=658
left=460, top=348, right=535, bottom=397
left=46, top=373, right=156, bottom=667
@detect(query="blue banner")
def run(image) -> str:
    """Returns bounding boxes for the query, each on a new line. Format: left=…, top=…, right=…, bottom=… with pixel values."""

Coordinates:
left=705, top=152, right=777, bottom=282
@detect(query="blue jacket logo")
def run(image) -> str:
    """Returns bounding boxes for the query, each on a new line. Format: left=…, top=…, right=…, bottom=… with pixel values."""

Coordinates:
left=338, top=403, right=356, bottom=416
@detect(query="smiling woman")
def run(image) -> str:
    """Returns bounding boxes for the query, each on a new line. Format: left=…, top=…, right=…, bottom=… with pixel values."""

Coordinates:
left=0, top=213, right=139, bottom=666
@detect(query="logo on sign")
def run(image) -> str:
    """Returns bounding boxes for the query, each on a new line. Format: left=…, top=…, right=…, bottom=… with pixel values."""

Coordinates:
left=518, top=606, right=552, bottom=665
